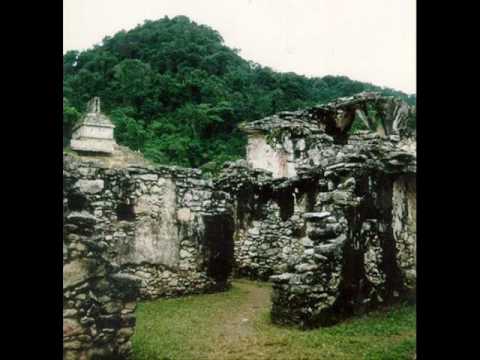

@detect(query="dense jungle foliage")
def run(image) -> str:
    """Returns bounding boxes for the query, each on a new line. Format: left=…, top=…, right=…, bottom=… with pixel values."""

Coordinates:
left=64, top=16, right=416, bottom=172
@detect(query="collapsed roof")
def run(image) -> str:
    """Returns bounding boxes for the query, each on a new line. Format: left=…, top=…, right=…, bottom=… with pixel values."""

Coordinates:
left=240, top=92, right=415, bottom=143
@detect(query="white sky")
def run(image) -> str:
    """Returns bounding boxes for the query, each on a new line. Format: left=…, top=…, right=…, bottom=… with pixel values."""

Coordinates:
left=64, top=0, right=416, bottom=94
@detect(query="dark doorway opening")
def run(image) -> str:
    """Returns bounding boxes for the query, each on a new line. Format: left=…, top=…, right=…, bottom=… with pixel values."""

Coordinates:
left=277, top=189, right=295, bottom=221
left=203, top=214, right=235, bottom=288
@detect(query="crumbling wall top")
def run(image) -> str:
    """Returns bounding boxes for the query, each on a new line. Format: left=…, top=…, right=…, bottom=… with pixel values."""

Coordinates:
left=239, top=92, right=415, bottom=143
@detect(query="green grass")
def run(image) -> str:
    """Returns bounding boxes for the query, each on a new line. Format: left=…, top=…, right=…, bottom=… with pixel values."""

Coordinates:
left=252, top=307, right=415, bottom=360
left=132, top=280, right=416, bottom=360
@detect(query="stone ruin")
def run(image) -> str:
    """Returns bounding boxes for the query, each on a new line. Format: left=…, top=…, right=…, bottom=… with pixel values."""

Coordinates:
left=63, top=93, right=416, bottom=358
left=63, top=144, right=234, bottom=359
left=70, top=97, right=117, bottom=154
left=218, top=92, right=416, bottom=328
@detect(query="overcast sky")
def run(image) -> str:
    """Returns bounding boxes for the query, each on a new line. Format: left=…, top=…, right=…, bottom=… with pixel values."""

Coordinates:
left=64, top=0, right=416, bottom=94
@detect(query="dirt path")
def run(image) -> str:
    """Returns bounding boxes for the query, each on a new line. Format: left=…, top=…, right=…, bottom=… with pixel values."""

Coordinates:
left=133, top=278, right=416, bottom=360
left=208, top=280, right=272, bottom=359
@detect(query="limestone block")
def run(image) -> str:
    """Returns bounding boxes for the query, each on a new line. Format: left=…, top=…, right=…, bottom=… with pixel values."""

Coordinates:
left=177, top=208, right=193, bottom=222
left=63, top=260, right=90, bottom=289
left=63, top=318, right=84, bottom=337
left=74, top=179, right=104, bottom=194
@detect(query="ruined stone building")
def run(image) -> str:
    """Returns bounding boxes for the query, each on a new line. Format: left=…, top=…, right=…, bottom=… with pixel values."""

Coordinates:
left=70, top=97, right=117, bottom=154
left=217, top=92, right=416, bottom=328
left=63, top=93, right=416, bottom=358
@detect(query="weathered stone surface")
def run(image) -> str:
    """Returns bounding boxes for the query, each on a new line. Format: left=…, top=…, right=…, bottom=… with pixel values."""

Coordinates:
left=133, top=174, right=158, bottom=181
left=74, top=179, right=104, bottom=194
left=66, top=211, right=97, bottom=225
left=177, top=208, right=193, bottom=222
left=63, top=260, right=90, bottom=289
left=303, top=212, right=331, bottom=221
left=217, top=93, right=416, bottom=328
left=393, top=175, right=416, bottom=290
left=64, top=144, right=235, bottom=358
left=63, top=318, right=84, bottom=337
left=245, top=133, right=293, bottom=178
left=70, top=97, right=116, bottom=154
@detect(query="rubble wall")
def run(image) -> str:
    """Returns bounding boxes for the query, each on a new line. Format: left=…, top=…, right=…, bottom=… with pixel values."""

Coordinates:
left=233, top=195, right=307, bottom=280
left=217, top=129, right=416, bottom=328
left=267, top=171, right=414, bottom=328
left=393, top=175, right=416, bottom=290
left=269, top=169, right=416, bottom=328
left=63, top=154, right=234, bottom=358
left=63, top=194, right=140, bottom=359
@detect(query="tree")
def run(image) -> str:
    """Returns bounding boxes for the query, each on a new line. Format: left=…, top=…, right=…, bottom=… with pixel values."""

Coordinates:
left=63, top=16, right=416, bottom=172
left=112, top=59, right=152, bottom=108
left=110, top=108, right=150, bottom=151
left=63, top=98, right=80, bottom=146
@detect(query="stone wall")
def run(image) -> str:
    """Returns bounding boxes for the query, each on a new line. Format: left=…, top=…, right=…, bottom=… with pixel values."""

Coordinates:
left=240, top=92, right=416, bottom=180
left=223, top=94, right=416, bottom=330
left=233, top=198, right=305, bottom=279
left=393, top=175, right=416, bottom=290
left=63, top=152, right=234, bottom=358
left=216, top=163, right=317, bottom=280
left=63, top=203, right=140, bottom=359
left=218, top=127, right=416, bottom=328
left=267, top=169, right=416, bottom=328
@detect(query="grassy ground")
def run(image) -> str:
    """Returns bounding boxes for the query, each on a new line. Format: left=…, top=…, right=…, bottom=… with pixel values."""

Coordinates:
left=132, top=279, right=416, bottom=360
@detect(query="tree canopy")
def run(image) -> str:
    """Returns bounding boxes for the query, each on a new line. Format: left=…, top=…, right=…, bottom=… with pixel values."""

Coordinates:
left=64, top=16, right=416, bottom=173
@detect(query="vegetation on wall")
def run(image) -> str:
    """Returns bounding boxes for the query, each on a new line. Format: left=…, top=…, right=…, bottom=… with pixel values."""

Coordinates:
left=64, top=16, right=416, bottom=172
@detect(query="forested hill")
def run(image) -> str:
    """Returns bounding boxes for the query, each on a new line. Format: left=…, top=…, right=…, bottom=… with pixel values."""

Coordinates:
left=63, top=15, right=416, bottom=172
